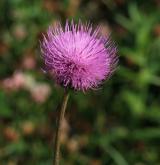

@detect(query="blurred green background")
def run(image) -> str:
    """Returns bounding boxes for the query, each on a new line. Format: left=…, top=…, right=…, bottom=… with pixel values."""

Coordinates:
left=0, top=0, right=160, bottom=165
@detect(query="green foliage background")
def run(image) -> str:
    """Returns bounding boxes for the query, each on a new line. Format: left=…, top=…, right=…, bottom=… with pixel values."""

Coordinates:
left=0, top=0, right=160, bottom=164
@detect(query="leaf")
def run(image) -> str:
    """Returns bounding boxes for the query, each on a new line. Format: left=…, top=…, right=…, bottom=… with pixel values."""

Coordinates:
left=123, top=91, right=145, bottom=115
left=0, top=91, right=12, bottom=117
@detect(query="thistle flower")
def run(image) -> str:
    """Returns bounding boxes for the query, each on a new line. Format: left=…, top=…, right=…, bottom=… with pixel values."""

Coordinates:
left=41, top=20, right=118, bottom=91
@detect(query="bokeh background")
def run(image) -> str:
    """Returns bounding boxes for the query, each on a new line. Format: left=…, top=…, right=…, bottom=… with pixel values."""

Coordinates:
left=0, top=0, right=160, bottom=165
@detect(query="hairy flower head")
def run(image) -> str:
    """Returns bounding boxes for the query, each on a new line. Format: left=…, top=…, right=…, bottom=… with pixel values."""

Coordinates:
left=40, top=20, right=118, bottom=91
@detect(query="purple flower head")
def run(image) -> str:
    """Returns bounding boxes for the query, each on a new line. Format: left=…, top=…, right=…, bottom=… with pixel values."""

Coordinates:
left=40, top=20, right=118, bottom=91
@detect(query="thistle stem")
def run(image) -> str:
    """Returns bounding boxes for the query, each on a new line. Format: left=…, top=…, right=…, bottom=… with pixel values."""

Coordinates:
left=53, top=89, right=70, bottom=165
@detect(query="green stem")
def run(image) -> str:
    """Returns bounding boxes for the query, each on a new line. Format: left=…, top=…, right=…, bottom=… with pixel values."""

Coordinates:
left=53, top=89, right=70, bottom=165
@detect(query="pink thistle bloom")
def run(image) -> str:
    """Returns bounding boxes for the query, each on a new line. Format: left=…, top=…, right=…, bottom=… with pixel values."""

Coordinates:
left=40, top=20, right=118, bottom=91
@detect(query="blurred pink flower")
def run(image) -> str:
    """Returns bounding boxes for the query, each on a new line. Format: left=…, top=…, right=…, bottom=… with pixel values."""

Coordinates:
left=13, top=71, right=26, bottom=89
left=1, top=71, right=51, bottom=104
left=2, top=71, right=25, bottom=91
left=31, top=83, right=51, bottom=103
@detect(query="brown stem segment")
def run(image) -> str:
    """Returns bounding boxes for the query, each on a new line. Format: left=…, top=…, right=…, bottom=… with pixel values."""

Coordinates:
left=53, top=89, right=70, bottom=165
